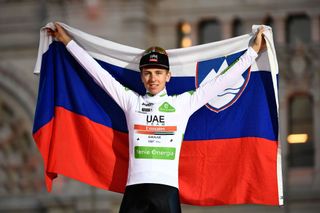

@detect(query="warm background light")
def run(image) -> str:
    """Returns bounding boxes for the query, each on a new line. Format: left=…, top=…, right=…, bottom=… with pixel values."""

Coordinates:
left=181, top=22, right=191, bottom=34
left=287, top=134, right=308, bottom=144
left=181, top=37, right=192, bottom=47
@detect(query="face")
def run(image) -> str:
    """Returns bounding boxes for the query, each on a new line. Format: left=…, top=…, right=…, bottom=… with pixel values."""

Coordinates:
left=141, top=67, right=171, bottom=95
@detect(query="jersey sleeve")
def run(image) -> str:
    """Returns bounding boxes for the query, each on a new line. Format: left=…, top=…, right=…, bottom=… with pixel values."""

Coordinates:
left=66, top=40, right=138, bottom=111
left=178, top=47, right=258, bottom=115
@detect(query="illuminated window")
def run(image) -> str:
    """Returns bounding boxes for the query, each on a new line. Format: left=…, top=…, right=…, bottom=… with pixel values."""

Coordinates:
left=288, top=95, right=314, bottom=167
left=199, top=19, right=221, bottom=44
left=232, top=18, right=243, bottom=37
left=264, top=16, right=274, bottom=28
left=177, top=22, right=192, bottom=48
left=263, top=16, right=275, bottom=36
left=286, top=14, right=311, bottom=44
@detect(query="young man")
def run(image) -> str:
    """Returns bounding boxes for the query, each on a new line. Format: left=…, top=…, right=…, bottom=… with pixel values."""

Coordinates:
left=48, top=23, right=265, bottom=213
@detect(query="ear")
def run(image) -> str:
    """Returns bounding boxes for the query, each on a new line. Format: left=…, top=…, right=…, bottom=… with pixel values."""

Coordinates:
left=140, top=69, right=145, bottom=81
left=166, top=71, right=171, bottom=82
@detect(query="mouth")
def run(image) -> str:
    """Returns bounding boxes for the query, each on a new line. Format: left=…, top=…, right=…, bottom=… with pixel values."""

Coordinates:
left=148, top=84, right=159, bottom=89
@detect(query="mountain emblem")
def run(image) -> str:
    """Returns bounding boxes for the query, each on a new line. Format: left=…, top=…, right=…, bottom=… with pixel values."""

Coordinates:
left=196, top=51, right=251, bottom=113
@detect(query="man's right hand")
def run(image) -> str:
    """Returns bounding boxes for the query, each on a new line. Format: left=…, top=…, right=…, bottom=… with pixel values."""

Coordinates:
left=47, top=23, right=72, bottom=46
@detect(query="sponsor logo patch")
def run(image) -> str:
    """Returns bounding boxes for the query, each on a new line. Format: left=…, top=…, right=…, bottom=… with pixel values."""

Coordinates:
left=141, top=108, right=152, bottom=112
left=159, top=102, right=175, bottom=112
left=142, top=102, right=154, bottom=107
left=149, top=54, right=158, bottom=62
left=135, top=146, right=176, bottom=160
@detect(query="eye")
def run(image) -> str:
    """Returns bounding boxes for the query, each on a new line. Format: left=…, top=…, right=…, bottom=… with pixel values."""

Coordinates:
left=156, top=71, right=164, bottom=75
left=143, top=71, right=151, bottom=76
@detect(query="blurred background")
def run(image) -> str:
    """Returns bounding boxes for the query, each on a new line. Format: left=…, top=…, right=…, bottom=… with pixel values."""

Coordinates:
left=0, top=0, right=320, bottom=212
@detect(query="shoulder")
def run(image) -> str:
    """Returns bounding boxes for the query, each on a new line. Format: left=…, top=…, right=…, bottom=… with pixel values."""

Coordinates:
left=171, top=90, right=196, bottom=102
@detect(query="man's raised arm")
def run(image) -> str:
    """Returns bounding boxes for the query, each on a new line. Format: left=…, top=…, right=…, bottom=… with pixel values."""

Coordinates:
left=47, top=23, right=137, bottom=111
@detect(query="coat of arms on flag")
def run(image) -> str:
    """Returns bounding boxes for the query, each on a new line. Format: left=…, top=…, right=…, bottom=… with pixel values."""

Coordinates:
left=196, top=50, right=251, bottom=112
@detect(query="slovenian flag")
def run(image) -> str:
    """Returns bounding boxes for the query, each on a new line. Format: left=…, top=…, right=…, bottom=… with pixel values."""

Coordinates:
left=33, top=22, right=283, bottom=206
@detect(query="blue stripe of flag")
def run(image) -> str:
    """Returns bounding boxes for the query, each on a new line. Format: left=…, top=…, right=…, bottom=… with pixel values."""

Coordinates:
left=33, top=41, right=278, bottom=141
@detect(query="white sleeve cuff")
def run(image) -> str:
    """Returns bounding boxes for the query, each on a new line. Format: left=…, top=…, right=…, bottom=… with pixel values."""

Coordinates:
left=66, top=40, right=76, bottom=50
left=247, top=46, right=259, bottom=58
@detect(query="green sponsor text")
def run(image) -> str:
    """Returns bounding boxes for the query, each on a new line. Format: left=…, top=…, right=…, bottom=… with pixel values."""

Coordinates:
left=135, top=146, right=176, bottom=160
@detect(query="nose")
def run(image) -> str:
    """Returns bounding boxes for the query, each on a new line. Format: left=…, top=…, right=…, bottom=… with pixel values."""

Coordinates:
left=149, top=74, right=156, bottom=82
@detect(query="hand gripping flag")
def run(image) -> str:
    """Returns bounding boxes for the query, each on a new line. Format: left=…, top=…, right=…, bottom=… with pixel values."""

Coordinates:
left=33, top=22, right=283, bottom=206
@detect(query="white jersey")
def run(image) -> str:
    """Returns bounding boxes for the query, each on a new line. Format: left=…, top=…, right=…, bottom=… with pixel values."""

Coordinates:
left=66, top=40, right=258, bottom=188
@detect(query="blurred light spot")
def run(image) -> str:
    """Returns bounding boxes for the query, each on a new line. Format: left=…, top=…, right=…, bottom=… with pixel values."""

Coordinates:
left=287, top=134, right=308, bottom=144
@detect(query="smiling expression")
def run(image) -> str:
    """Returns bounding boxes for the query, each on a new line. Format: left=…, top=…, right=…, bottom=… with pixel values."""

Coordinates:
left=141, top=67, right=171, bottom=95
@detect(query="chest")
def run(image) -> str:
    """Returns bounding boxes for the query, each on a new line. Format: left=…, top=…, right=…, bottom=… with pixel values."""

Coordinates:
left=130, top=100, right=183, bottom=147
left=127, top=99, right=181, bottom=127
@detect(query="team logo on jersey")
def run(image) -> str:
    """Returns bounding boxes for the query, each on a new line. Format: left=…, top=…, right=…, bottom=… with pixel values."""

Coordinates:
left=146, top=115, right=165, bottom=125
left=196, top=51, right=251, bottom=113
left=159, top=102, right=176, bottom=112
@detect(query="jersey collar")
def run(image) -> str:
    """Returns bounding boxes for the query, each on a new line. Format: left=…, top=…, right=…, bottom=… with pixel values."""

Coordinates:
left=144, top=88, right=168, bottom=102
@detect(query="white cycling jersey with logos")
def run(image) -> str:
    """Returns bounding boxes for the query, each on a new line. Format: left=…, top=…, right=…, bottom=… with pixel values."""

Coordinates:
left=66, top=40, right=258, bottom=189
